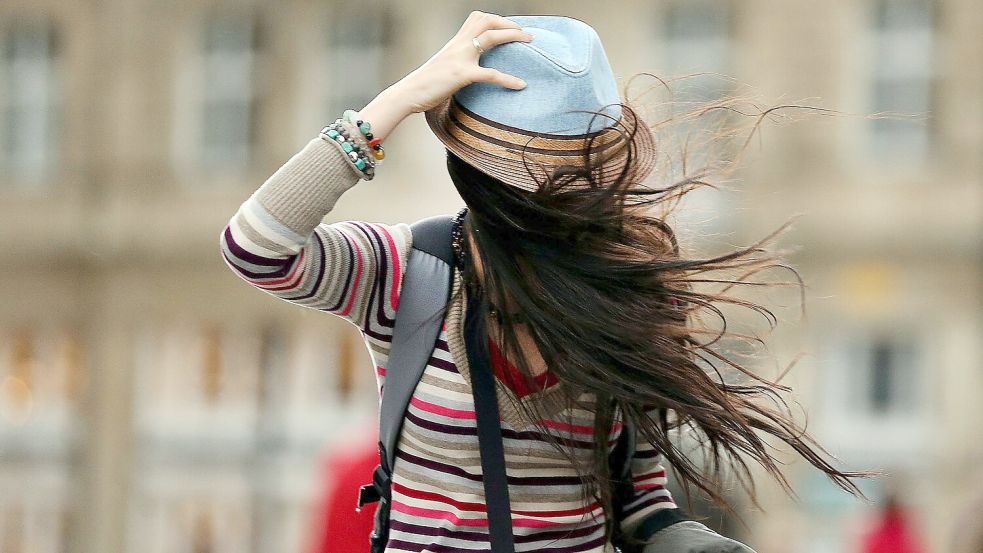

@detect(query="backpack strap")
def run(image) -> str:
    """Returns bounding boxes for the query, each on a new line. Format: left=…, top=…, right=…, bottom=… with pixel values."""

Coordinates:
left=357, top=213, right=456, bottom=552
left=378, top=214, right=456, bottom=470
left=463, top=289, right=516, bottom=551
left=610, top=410, right=691, bottom=553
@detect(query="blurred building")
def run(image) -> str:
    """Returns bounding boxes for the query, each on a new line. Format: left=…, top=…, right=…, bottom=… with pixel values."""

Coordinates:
left=0, top=1, right=980, bottom=553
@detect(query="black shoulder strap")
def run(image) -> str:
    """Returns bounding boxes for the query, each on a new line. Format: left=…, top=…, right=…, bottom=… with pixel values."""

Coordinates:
left=463, top=289, right=516, bottom=551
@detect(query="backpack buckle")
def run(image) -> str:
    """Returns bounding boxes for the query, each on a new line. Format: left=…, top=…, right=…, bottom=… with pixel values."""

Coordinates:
left=356, top=483, right=381, bottom=511
left=356, top=463, right=392, bottom=511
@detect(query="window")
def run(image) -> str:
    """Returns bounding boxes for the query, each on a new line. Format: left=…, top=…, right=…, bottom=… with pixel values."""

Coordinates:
left=200, top=13, right=261, bottom=168
left=325, top=2, right=390, bottom=117
left=661, top=0, right=735, bottom=103
left=863, top=334, right=919, bottom=415
left=823, top=327, right=925, bottom=422
left=867, top=0, right=936, bottom=159
left=0, top=326, right=82, bottom=553
left=0, top=17, right=60, bottom=183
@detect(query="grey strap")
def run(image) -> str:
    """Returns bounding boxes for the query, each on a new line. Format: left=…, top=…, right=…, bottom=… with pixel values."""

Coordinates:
left=379, top=214, right=455, bottom=471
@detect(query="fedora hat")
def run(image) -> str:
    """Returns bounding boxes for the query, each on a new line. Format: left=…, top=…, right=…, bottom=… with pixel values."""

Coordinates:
left=425, top=15, right=656, bottom=192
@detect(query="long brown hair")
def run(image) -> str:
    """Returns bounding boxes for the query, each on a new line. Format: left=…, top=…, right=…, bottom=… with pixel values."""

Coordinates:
left=444, top=75, right=870, bottom=544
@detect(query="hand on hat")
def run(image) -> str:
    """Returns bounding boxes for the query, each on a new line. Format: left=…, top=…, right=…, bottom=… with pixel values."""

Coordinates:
left=400, top=11, right=532, bottom=113
left=359, top=11, right=532, bottom=142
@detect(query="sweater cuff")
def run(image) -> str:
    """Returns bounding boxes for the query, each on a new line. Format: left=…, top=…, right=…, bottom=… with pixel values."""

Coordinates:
left=253, top=135, right=363, bottom=233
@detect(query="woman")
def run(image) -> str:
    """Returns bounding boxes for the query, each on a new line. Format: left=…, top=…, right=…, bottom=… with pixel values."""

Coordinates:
left=220, top=12, right=864, bottom=552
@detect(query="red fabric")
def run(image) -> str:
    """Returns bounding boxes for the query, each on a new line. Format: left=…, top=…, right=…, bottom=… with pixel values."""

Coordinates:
left=861, top=506, right=925, bottom=553
left=487, top=336, right=558, bottom=398
left=310, top=441, right=379, bottom=553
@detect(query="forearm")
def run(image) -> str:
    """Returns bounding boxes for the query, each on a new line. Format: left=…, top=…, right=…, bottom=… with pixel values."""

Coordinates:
left=358, top=83, right=414, bottom=143
left=639, top=521, right=757, bottom=553
left=219, top=104, right=412, bottom=331
left=219, top=138, right=362, bottom=312
left=242, top=83, right=411, bottom=237
left=250, top=135, right=362, bottom=239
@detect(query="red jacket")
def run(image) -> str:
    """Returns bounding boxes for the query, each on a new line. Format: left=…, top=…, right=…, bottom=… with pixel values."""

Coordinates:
left=310, top=439, right=379, bottom=553
left=861, top=505, right=925, bottom=553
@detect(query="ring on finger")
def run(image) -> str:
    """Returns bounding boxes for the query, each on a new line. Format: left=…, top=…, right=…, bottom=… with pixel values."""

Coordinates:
left=472, top=36, right=485, bottom=55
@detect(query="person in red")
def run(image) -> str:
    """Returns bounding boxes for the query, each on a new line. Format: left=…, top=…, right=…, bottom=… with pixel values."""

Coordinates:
left=860, top=493, right=926, bottom=553
left=308, top=434, right=379, bottom=553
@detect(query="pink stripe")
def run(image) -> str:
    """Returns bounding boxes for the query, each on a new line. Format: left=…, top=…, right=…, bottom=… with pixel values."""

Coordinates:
left=338, top=235, right=365, bottom=316
left=376, top=366, right=386, bottom=377
left=538, top=418, right=623, bottom=435
left=391, top=502, right=580, bottom=529
left=375, top=224, right=402, bottom=311
left=511, top=517, right=579, bottom=529
left=410, top=396, right=475, bottom=420
left=391, top=502, right=486, bottom=527
left=634, top=470, right=667, bottom=481
left=634, top=483, right=667, bottom=492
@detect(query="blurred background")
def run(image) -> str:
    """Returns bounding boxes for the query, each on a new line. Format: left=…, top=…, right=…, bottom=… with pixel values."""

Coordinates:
left=0, top=1, right=981, bottom=552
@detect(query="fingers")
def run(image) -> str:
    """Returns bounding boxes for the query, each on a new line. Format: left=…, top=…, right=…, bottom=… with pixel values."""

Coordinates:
left=474, top=28, right=533, bottom=52
left=473, top=67, right=526, bottom=90
left=463, top=10, right=522, bottom=33
left=459, top=11, right=531, bottom=90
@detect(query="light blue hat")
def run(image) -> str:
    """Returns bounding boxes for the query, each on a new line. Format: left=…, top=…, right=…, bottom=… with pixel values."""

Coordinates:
left=426, top=14, right=655, bottom=191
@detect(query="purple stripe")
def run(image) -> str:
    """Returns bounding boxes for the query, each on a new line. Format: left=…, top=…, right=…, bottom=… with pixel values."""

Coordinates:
left=385, top=539, right=482, bottom=553
left=403, top=409, right=596, bottom=449
left=621, top=495, right=676, bottom=519
left=350, top=223, right=385, bottom=334
left=631, top=448, right=662, bottom=459
left=222, top=225, right=285, bottom=268
left=286, top=230, right=351, bottom=310
left=389, top=521, right=487, bottom=543
left=533, top=535, right=609, bottom=553
left=396, top=449, right=584, bottom=487
left=220, top=250, right=297, bottom=285
left=286, top=231, right=330, bottom=302
left=428, top=355, right=457, bottom=373
left=221, top=248, right=298, bottom=281
left=354, top=222, right=397, bottom=330
left=363, top=325, right=395, bottom=342
left=387, top=533, right=605, bottom=553
left=388, top=520, right=600, bottom=545
left=403, top=410, right=474, bottom=437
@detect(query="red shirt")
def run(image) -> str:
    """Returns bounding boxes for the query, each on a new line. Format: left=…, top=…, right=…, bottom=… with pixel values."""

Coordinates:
left=487, top=336, right=559, bottom=397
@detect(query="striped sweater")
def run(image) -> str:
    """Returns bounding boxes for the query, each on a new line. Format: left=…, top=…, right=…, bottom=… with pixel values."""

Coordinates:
left=219, top=134, right=677, bottom=552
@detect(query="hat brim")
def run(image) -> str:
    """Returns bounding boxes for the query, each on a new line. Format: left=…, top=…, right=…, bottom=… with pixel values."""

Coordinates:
left=425, top=95, right=657, bottom=193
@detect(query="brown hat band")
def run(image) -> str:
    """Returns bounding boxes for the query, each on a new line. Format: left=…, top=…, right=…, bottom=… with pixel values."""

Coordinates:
left=445, top=97, right=631, bottom=169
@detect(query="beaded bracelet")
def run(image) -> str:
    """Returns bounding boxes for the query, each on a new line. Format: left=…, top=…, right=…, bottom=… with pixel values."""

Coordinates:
left=319, top=119, right=377, bottom=180
left=343, top=109, right=386, bottom=163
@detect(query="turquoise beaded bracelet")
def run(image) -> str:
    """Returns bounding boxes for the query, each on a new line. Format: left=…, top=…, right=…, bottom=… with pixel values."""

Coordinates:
left=319, top=119, right=376, bottom=179
left=343, top=109, right=385, bottom=162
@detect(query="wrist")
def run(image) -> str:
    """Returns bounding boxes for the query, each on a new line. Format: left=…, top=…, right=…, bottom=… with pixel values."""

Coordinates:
left=358, top=85, right=413, bottom=143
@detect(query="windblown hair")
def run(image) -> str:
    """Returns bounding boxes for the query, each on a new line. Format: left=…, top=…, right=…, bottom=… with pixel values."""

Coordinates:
left=443, top=74, right=870, bottom=545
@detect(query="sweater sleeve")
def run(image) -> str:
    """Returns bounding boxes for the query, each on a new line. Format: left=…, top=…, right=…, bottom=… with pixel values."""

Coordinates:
left=219, top=134, right=413, bottom=343
left=618, top=424, right=679, bottom=535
